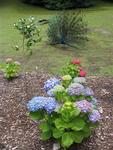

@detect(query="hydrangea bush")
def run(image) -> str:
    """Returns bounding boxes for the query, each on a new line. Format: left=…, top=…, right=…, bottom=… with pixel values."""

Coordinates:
left=27, top=58, right=101, bottom=149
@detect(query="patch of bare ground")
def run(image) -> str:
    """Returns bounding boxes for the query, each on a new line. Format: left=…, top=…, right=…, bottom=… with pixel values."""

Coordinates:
left=0, top=73, right=113, bottom=150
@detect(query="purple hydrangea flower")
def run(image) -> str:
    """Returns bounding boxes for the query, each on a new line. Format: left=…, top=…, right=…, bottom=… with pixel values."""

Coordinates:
left=67, top=83, right=85, bottom=96
left=44, top=78, right=60, bottom=92
left=44, top=97, right=58, bottom=114
left=89, top=110, right=101, bottom=122
left=76, top=100, right=93, bottom=113
left=27, top=96, right=47, bottom=112
left=84, top=87, right=94, bottom=96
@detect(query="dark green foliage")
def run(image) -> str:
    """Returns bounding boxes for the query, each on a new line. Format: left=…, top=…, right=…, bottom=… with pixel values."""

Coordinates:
left=23, top=0, right=43, bottom=5
left=44, top=0, right=94, bottom=10
left=22, top=0, right=95, bottom=9
left=47, top=11, right=88, bottom=47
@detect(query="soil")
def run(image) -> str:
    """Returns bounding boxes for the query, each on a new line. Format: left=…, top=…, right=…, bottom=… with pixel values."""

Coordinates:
left=0, top=73, right=113, bottom=150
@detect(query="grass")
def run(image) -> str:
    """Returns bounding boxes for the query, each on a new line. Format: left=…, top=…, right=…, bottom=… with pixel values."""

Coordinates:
left=0, top=0, right=113, bottom=76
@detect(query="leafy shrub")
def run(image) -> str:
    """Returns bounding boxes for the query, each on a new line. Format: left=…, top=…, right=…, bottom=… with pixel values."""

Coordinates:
left=44, top=0, right=94, bottom=10
left=23, top=0, right=94, bottom=10
left=47, top=11, right=88, bottom=47
left=0, top=58, right=21, bottom=80
left=27, top=58, right=101, bottom=149
left=14, top=16, right=41, bottom=55
left=62, top=59, right=86, bottom=78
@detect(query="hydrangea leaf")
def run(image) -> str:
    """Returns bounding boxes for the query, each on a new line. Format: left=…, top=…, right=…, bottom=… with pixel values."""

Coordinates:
left=39, top=122, right=51, bottom=132
left=52, top=128, right=64, bottom=139
left=82, top=125, right=91, bottom=138
left=41, top=131, right=52, bottom=141
left=70, top=118, right=85, bottom=131
left=73, top=132, right=83, bottom=143
left=54, top=118, right=68, bottom=130
left=61, top=132, right=74, bottom=148
left=29, top=111, right=44, bottom=120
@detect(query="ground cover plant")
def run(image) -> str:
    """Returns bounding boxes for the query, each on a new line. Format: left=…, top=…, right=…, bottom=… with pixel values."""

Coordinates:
left=27, top=59, right=101, bottom=149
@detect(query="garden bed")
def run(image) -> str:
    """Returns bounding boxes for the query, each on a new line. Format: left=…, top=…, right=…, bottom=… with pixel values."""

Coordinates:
left=0, top=73, right=113, bottom=150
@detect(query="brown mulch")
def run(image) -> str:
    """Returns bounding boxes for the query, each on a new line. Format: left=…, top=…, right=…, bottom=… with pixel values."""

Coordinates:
left=0, top=73, right=113, bottom=150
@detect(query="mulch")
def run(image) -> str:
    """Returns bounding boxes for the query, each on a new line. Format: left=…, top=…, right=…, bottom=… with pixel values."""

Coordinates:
left=0, top=73, right=113, bottom=150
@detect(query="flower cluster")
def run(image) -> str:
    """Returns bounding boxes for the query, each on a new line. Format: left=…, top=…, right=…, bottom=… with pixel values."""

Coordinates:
left=61, top=75, right=72, bottom=81
left=75, top=100, right=93, bottom=113
left=27, top=96, right=58, bottom=114
left=84, top=87, right=94, bottom=96
left=89, top=110, right=101, bottom=122
left=44, top=78, right=60, bottom=91
left=67, top=83, right=85, bottom=96
left=74, top=77, right=86, bottom=84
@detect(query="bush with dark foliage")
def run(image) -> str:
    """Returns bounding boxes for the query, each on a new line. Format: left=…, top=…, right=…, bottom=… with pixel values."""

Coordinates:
left=23, top=0, right=43, bottom=5
left=44, top=0, right=94, bottom=10
left=23, top=0, right=95, bottom=9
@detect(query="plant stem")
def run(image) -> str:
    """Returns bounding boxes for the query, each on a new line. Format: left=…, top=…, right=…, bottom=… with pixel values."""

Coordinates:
left=23, top=36, right=25, bottom=53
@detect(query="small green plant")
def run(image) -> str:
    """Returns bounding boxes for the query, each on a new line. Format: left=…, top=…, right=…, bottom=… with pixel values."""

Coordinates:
left=62, top=58, right=86, bottom=78
left=14, top=16, right=41, bottom=55
left=0, top=58, right=21, bottom=80
left=47, top=11, right=88, bottom=47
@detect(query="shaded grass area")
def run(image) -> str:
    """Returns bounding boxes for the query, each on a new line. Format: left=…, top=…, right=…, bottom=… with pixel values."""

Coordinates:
left=0, top=0, right=113, bottom=75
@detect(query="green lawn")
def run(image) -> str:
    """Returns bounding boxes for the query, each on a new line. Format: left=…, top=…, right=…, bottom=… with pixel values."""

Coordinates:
left=1, top=0, right=113, bottom=76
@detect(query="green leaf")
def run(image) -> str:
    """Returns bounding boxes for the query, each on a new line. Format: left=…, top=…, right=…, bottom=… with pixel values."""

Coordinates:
left=39, top=122, right=51, bottom=132
left=54, top=118, right=67, bottom=130
left=82, top=125, right=91, bottom=138
left=52, top=128, right=64, bottom=139
left=73, top=132, right=83, bottom=143
left=29, top=111, right=44, bottom=120
left=61, top=132, right=74, bottom=148
left=74, top=107, right=81, bottom=117
left=89, top=122, right=99, bottom=128
left=41, top=131, right=51, bottom=140
left=70, top=118, right=85, bottom=131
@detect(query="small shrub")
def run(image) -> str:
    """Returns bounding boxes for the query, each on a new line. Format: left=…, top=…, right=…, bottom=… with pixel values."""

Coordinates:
left=14, top=16, right=41, bottom=55
left=0, top=58, right=21, bottom=80
left=47, top=11, right=88, bottom=47
left=62, top=58, right=86, bottom=78
left=27, top=58, right=101, bottom=149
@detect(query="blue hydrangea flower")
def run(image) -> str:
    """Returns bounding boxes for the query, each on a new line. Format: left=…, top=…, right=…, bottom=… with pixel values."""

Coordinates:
left=67, top=83, right=85, bottom=96
left=75, top=100, right=93, bottom=113
left=44, top=97, right=58, bottom=114
left=89, top=110, right=101, bottom=122
left=27, top=96, right=47, bottom=112
left=27, top=96, right=58, bottom=114
left=44, top=78, right=60, bottom=92
left=84, top=87, right=94, bottom=96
